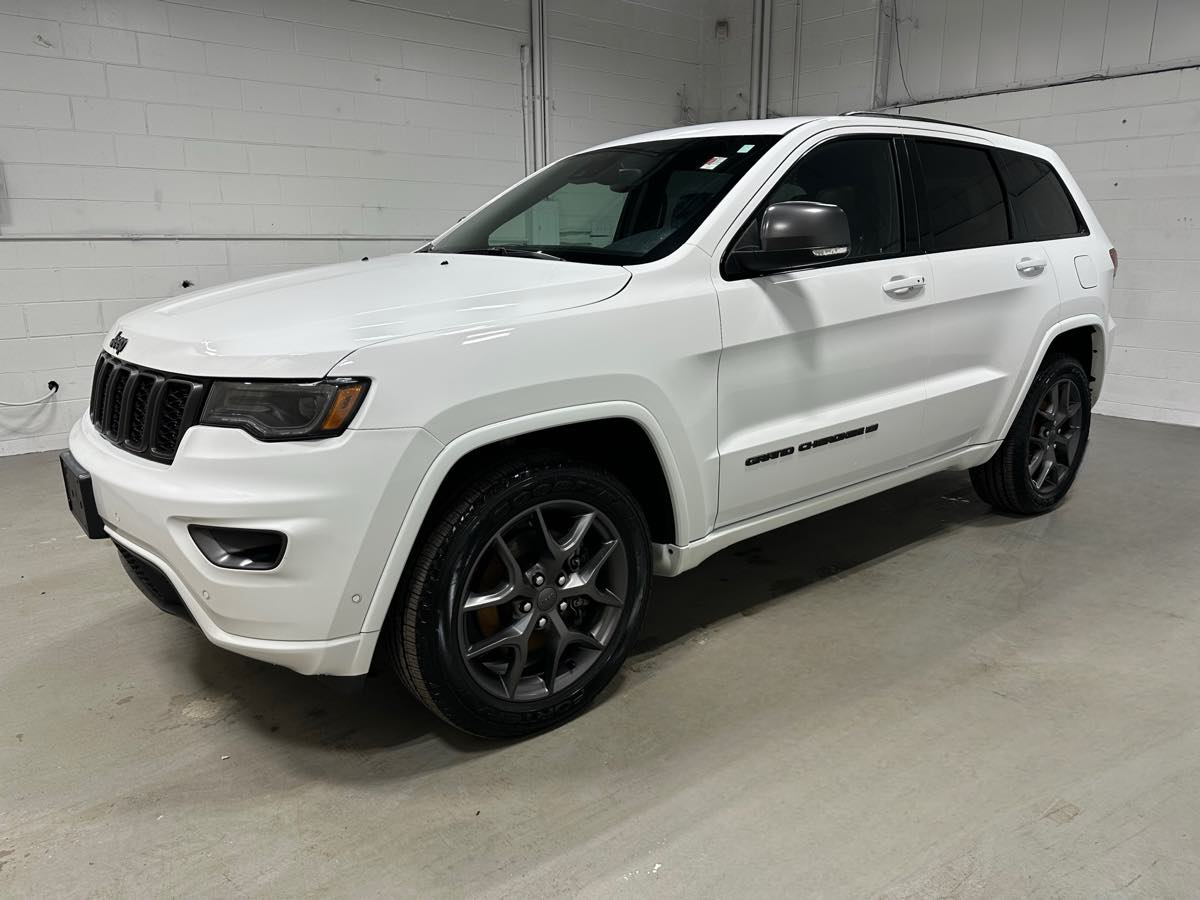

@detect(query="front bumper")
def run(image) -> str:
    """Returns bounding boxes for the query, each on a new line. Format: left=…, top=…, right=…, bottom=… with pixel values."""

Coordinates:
left=68, top=415, right=441, bottom=676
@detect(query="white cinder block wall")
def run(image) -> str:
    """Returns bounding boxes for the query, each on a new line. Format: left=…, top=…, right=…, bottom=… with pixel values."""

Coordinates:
left=548, top=0, right=703, bottom=158
left=701, top=0, right=879, bottom=120
left=5, top=0, right=1199, bottom=455
left=899, top=70, right=1200, bottom=427
left=766, top=0, right=877, bottom=116
left=709, top=0, right=1200, bottom=427
left=883, top=0, right=1200, bottom=427
left=699, top=0, right=754, bottom=122
left=0, top=0, right=706, bottom=456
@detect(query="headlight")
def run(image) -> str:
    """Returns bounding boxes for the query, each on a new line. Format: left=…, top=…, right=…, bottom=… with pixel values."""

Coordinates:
left=200, top=378, right=368, bottom=441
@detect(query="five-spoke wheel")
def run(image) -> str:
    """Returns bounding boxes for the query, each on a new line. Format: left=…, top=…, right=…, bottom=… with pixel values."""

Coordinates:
left=459, top=501, right=628, bottom=701
left=1028, top=377, right=1084, bottom=495
left=970, top=352, right=1091, bottom=515
left=386, top=453, right=651, bottom=738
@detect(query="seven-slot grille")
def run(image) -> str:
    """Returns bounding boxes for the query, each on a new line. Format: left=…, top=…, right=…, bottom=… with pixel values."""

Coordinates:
left=89, top=353, right=207, bottom=463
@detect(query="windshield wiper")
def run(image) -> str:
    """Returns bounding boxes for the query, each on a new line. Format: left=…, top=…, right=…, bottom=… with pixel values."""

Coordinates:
left=456, top=246, right=564, bottom=261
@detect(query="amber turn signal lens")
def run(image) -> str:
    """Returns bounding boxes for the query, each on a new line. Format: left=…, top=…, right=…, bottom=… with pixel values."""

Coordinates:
left=321, top=383, right=366, bottom=431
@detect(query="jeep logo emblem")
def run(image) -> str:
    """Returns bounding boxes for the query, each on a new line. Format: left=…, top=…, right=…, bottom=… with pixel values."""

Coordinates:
left=109, top=331, right=128, bottom=354
left=536, top=586, right=558, bottom=612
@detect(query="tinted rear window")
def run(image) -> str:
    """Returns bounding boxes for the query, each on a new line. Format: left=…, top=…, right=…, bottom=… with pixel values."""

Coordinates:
left=993, top=148, right=1086, bottom=240
left=915, top=140, right=1009, bottom=251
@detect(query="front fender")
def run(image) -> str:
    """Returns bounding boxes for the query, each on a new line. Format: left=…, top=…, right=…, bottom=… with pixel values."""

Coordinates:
left=354, top=401, right=694, bottom=636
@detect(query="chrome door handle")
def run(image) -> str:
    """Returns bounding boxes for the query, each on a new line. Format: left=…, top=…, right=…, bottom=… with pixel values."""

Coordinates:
left=1016, top=256, right=1048, bottom=274
left=883, top=274, right=926, bottom=295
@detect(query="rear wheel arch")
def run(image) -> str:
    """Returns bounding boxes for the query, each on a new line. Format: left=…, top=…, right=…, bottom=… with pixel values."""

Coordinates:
left=1045, top=323, right=1105, bottom=404
left=994, top=316, right=1107, bottom=444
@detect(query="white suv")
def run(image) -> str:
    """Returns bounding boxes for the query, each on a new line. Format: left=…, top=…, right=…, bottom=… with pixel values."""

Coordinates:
left=62, top=114, right=1115, bottom=737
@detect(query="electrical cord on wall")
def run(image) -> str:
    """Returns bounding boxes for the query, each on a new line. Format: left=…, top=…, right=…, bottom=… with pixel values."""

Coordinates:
left=0, top=381, right=59, bottom=407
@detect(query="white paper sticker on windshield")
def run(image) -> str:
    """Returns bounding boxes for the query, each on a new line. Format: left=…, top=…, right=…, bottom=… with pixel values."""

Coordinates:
left=737, top=144, right=755, bottom=153
left=700, top=156, right=727, bottom=170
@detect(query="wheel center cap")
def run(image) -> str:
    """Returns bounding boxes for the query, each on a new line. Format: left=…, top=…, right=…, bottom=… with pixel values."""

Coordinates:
left=536, top=586, right=558, bottom=611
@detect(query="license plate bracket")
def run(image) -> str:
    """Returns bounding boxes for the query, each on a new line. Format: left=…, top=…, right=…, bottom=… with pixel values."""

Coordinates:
left=60, top=451, right=107, bottom=539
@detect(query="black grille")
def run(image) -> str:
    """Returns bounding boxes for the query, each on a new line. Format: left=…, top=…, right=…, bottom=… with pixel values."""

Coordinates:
left=89, top=353, right=207, bottom=464
left=115, top=543, right=194, bottom=622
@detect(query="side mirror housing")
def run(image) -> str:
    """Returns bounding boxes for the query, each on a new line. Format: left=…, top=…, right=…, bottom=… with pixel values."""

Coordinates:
left=730, top=201, right=851, bottom=275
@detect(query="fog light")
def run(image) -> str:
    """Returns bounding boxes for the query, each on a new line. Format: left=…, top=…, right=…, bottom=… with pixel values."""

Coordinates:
left=189, top=525, right=287, bottom=571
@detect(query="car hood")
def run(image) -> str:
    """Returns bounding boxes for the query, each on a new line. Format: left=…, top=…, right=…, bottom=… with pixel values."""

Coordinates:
left=102, top=253, right=632, bottom=378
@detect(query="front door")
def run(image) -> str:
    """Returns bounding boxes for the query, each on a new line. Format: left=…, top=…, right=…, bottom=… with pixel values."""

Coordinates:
left=713, top=134, right=937, bottom=527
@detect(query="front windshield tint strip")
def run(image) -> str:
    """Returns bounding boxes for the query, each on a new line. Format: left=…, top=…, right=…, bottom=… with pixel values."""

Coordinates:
left=430, top=136, right=781, bottom=266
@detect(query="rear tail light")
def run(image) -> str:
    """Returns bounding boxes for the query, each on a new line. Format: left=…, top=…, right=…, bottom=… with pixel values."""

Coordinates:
left=1109, top=247, right=1118, bottom=276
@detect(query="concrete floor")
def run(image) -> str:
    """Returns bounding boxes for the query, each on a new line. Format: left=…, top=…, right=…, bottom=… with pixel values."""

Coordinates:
left=2, top=415, right=1199, bottom=898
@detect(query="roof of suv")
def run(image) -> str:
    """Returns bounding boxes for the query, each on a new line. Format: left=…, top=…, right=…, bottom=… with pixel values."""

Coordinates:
left=596, top=113, right=1017, bottom=148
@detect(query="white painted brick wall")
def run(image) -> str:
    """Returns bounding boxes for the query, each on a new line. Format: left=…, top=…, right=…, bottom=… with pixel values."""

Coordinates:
left=887, top=0, right=1200, bottom=106
left=701, top=0, right=879, bottom=123
left=767, top=0, right=878, bottom=116
left=548, top=0, right=705, bottom=158
left=699, top=0, right=754, bottom=122
left=1, top=0, right=701, bottom=455
left=902, top=66, right=1200, bottom=427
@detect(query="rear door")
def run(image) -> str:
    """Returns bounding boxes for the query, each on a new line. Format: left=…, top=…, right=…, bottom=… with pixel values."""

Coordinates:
left=992, top=146, right=1099, bottom=348
left=908, top=137, right=1064, bottom=455
left=712, top=132, right=935, bottom=527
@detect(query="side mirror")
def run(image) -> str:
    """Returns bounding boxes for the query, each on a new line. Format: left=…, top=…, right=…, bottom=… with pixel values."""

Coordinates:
left=731, top=201, right=850, bottom=275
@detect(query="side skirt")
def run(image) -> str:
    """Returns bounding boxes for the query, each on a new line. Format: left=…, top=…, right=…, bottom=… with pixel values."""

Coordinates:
left=652, top=441, right=999, bottom=576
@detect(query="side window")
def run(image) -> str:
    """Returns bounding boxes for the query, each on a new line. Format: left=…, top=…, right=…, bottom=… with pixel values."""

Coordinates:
left=738, top=137, right=902, bottom=261
left=993, top=149, right=1086, bottom=240
left=914, top=140, right=1009, bottom=251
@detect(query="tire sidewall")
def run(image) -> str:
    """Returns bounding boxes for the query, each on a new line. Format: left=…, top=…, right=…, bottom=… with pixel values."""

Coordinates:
left=410, top=462, right=651, bottom=737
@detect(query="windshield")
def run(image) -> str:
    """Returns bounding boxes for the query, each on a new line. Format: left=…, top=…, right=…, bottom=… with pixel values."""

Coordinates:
left=428, top=135, right=780, bottom=265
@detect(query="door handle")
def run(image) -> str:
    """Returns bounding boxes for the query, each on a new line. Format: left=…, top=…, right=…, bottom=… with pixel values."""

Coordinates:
left=883, top=274, right=926, bottom=295
left=1016, top=255, right=1048, bottom=274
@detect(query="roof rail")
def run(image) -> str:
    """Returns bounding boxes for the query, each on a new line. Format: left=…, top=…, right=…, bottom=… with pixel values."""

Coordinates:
left=837, top=110, right=1004, bottom=136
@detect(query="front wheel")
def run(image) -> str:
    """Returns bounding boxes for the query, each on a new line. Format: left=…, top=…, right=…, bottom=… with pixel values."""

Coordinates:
left=385, top=453, right=651, bottom=739
left=970, top=352, right=1091, bottom=515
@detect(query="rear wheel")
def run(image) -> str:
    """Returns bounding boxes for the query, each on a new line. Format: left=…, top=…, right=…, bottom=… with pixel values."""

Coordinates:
left=970, top=352, right=1091, bottom=515
left=385, top=453, right=651, bottom=738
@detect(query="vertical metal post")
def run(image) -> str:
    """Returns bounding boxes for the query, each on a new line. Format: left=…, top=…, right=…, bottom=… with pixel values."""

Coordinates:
left=748, top=0, right=774, bottom=118
left=520, top=44, right=536, bottom=175
left=749, top=0, right=763, bottom=118
left=529, top=0, right=549, bottom=168
left=758, top=0, right=772, bottom=117
left=791, top=0, right=804, bottom=116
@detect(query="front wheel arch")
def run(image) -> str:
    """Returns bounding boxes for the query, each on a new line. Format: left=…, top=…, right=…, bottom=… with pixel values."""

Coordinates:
left=357, top=405, right=689, bottom=639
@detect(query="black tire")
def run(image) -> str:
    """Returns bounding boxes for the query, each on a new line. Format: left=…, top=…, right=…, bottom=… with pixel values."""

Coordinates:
left=970, top=352, right=1091, bottom=515
left=384, top=452, right=652, bottom=739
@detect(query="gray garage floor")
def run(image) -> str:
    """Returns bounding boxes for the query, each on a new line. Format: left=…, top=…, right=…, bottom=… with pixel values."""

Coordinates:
left=2, top=414, right=1199, bottom=898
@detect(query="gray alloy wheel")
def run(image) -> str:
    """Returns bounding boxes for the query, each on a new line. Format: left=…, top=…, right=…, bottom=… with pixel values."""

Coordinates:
left=386, top=452, right=651, bottom=739
left=969, top=352, right=1091, bottom=516
left=1028, top=377, right=1085, bottom=495
left=457, top=500, right=629, bottom=702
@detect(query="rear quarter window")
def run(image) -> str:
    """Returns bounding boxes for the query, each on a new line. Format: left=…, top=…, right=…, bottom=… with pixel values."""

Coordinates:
left=992, top=148, right=1088, bottom=240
